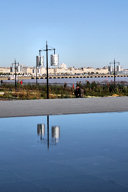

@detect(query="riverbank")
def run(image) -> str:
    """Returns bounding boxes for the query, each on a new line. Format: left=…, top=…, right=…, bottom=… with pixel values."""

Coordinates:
left=0, top=97, right=128, bottom=118
left=1, top=82, right=128, bottom=100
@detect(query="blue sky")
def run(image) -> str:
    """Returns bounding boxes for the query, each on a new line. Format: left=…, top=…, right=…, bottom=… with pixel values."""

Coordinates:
left=0, top=0, right=128, bottom=68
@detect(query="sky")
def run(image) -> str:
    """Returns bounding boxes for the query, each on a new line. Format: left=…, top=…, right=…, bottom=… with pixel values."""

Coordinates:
left=0, top=0, right=128, bottom=68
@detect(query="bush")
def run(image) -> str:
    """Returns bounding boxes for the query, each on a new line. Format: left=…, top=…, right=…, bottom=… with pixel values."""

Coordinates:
left=1, top=82, right=128, bottom=99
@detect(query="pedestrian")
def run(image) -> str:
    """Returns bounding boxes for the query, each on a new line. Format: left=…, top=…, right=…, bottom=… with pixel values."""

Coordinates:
left=20, top=80, right=23, bottom=85
left=64, top=82, right=67, bottom=88
left=75, top=85, right=81, bottom=98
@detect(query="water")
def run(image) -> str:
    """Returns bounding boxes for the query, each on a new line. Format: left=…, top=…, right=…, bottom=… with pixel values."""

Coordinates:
left=3, top=76, right=128, bottom=85
left=0, top=112, right=128, bottom=192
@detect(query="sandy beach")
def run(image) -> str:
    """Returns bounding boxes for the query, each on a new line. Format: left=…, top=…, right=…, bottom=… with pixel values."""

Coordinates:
left=0, top=97, right=128, bottom=118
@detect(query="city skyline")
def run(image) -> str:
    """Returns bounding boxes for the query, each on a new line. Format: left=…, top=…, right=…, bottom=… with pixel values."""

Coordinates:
left=0, top=0, right=128, bottom=68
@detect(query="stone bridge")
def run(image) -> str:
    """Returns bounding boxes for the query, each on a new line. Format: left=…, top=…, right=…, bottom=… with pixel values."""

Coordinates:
left=34, top=74, right=128, bottom=79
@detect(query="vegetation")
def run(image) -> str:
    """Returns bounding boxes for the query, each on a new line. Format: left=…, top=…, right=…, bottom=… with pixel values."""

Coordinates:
left=79, top=81, right=128, bottom=97
left=0, top=81, right=128, bottom=100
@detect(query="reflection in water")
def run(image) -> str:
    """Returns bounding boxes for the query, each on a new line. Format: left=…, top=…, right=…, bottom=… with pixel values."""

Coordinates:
left=52, top=126, right=60, bottom=144
left=1, top=113, right=128, bottom=192
left=37, top=115, right=60, bottom=149
left=37, top=124, right=45, bottom=140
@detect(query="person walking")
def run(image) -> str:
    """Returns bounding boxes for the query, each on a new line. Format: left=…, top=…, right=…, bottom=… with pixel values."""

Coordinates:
left=75, top=85, right=81, bottom=98
left=1, top=80, right=3, bottom=85
left=20, top=80, right=23, bottom=85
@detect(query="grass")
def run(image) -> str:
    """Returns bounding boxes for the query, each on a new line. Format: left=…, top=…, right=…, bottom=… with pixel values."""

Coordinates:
left=0, top=81, right=128, bottom=100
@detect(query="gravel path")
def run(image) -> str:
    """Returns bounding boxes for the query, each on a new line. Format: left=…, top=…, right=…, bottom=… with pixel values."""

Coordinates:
left=0, top=97, right=128, bottom=118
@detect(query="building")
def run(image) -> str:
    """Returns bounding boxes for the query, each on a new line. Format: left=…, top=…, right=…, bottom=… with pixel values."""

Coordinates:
left=0, top=63, right=124, bottom=76
left=108, top=64, right=123, bottom=74
left=0, top=67, right=10, bottom=74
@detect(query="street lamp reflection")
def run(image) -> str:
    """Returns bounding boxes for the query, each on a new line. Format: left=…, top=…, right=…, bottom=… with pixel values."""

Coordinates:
left=37, top=124, right=45, bottom=140
left=52, top=126, right=60, bottom=144
left=37, top=116, right=60, bottom=149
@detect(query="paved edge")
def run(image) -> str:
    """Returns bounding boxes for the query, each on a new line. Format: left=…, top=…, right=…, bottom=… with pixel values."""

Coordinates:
left=0, top=97, right=128, bottom=118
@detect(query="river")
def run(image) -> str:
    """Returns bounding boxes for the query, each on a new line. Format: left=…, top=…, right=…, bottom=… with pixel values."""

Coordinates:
left=3, top=76, right=128, bottom=85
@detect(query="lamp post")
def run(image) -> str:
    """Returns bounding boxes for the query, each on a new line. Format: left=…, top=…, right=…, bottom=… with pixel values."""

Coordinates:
left=12, top=60, right=19, bottom=89
left=109, top=59, right=120, bottom=87
left=44, top=41, right=56, bottom=99
left=36, top=59, right=38, bottom=85
left=36, top=50, right=42, bottom=85
left=46, top=42, right=49, bottom=99
left=38, top=41, right=57, bottom=99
